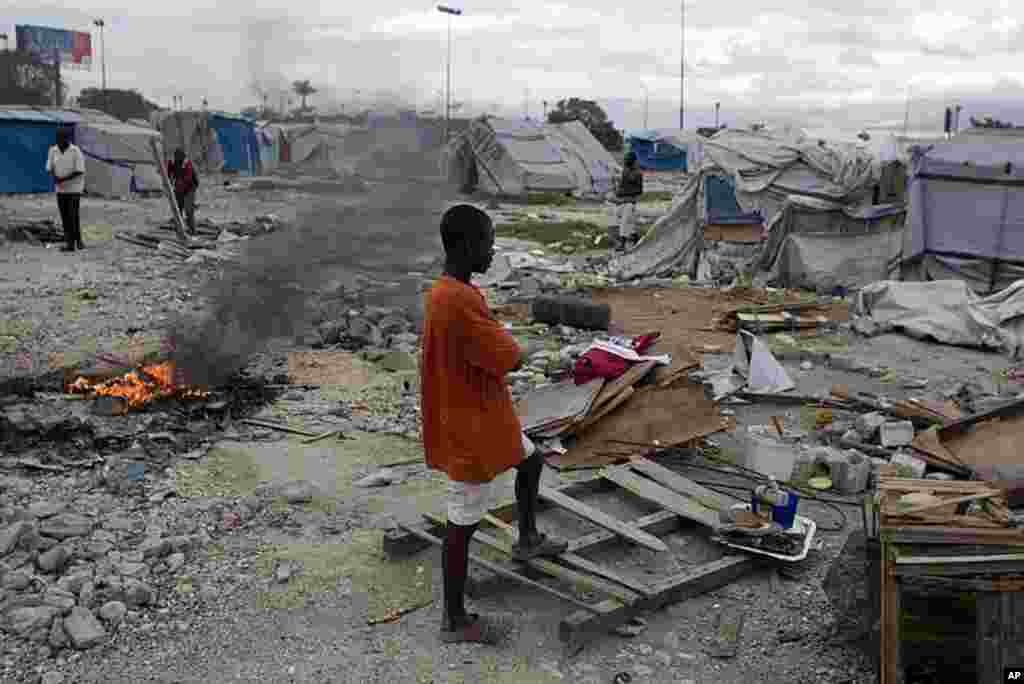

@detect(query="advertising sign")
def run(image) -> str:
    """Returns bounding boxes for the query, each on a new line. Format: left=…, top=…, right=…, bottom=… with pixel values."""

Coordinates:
left=14, top=25, right=93, bottom=70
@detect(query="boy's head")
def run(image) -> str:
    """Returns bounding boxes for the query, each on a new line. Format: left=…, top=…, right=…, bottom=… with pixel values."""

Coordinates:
left=440, top=204, right=495, bottom=275
left=174, top=148, right=186, bottom=165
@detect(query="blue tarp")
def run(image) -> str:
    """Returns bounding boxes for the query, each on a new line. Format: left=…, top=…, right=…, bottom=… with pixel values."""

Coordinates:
left=0, top=112, right=61, bottom=193
left=627, top=131, right=687, bottom=172
left=704, top=174, right=762, bottom=223
left=209, top=113, right=259, bottom=174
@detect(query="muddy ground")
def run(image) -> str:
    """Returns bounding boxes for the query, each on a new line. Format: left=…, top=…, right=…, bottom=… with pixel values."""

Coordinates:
left=1, top=182, right=1016, bottom=684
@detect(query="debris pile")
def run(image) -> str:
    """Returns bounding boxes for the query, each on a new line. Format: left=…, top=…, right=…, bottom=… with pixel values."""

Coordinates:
left=1, top=220, right=65, bottom=245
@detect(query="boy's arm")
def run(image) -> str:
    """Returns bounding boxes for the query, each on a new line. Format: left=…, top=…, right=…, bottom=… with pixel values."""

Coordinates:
left=458, top=296, right=522, bottom=377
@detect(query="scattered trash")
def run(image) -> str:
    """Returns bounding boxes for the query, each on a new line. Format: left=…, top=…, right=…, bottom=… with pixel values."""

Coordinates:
left=880, top=420, right=914, bottom=447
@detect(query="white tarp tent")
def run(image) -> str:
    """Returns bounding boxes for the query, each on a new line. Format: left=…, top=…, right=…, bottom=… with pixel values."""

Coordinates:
left=278, top=123, right=353, bottom=174
left=75, top=122, right=164, bottom=197
left=444, top=117, right=621, bottom=196
left=151, top=111, right=224, bottom=173
left=609, top=129, right=879, bottom=281
left=901, top=135, right=1024, bottom=294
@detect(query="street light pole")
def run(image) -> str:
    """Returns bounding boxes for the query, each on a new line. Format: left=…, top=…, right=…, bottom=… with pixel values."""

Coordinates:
left=640, top=83, right=649, bottom=129
left=437, top=5, right=462, bottom=143
left=679, top=0, right=685, bottom=130
left=715, top=102, right=720, bottom=128
left=93, top=20, right=106, bottom=92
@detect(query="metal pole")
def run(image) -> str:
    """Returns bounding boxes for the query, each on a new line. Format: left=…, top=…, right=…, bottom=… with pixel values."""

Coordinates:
left=445, top=12, right=451, bottom=141
left=641, top=84, right=649, bottom=129
left=679, top=0, right=685, bottom=130
left=903, top=85, right=911, bottom=137
left=100, top=22, right=106, bottom=93
left=715, top=102, right=720, bottom=128
left=53, top=49, right=61, bottom=107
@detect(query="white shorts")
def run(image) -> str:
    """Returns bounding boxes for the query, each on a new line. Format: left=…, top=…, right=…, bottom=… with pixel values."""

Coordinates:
left=446, top=433, right=536, bottom=526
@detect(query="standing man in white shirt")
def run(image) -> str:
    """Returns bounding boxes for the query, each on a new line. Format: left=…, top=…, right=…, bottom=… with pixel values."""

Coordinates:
left=45, top=127, right=86, bottom=252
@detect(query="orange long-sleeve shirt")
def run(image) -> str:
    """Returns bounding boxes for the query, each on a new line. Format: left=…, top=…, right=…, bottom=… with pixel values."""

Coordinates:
left=420, top=275, right=524, bottom=483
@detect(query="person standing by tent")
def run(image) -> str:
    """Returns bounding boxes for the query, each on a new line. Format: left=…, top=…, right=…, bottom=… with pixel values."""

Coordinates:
left=46, top=127, right=86, bottom=252
left=614, top=151, right=644, bottom=251
left=421, top=204, right=569, bottom=644
left=167, top=148, right=200, bottom=234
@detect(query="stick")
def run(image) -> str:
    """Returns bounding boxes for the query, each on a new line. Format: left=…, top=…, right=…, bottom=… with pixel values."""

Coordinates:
left=366, top=599, right=433, bottom=625
left=115, top=234, right=157, bottom=250
left=240, top=418, right=320, bottom=437
left=300, top=429, right=343, bottom=445
left=400, top=524, right=600, bottom=613
left=150, top=137, right=188, bottom=243
left=895, top=491, right=1001, bottom=516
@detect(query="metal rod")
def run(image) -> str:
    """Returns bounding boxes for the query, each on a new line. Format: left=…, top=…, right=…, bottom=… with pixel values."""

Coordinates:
left=679, top=0, right=685, bottom=130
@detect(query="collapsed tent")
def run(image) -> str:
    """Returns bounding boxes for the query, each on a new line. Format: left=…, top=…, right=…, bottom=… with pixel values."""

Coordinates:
left=900, top=136, right=1024, bottom=294
left=0, top=109, right=62, bottom=193
left=444, top=117, right=620, bottom=196
left=610, top=129, right=879, bottom=281
left=626, top=129, right=693, bottom=171
left=757, top=197, right=905, bottom=291
left=151, top=111, right=224, bottom=173
left=74, top=122, right=163, bottom=197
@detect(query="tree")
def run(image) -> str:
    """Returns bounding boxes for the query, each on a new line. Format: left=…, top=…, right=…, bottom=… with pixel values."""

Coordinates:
left=546, top=98, right=623, bottom=151
left=291, top=80, right=317, bottom=110
left=0, top=49, right=61, bottom=106
left=969, top=115, right=1016, bottom=129
left=77, top=88, right=159, bottom=121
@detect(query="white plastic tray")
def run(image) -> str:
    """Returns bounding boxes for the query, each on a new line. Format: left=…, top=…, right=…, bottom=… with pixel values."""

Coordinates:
left=715, top=505, right=817, bottom=563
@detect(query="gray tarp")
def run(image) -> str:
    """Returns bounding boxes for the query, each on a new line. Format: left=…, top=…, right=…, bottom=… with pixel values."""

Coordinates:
left=901, top=136, right=1024, bottom=294
left=758, top=198, right=905, bottom=290
left=610, top=129, right=878, bottom=280
left=854, top=279, right=1024, bottom=358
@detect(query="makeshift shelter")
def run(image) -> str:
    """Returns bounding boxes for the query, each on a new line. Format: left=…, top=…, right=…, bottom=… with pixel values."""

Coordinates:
left=901, top=137, right=1024, bottom=294
left=626, top=129, right=692, bottom=172
left=151, top=111, right=224, bottom=173
left=255, top=123, right=283, bottom=174
left=277, top=123, right=352, bottom=175
left=0, top=109, right=62, bottom=193
left=74, top=122, right=164, bottom=197
left=208, top=112, right=259, bottom=175
left=610, top=129, right=879, bottom=282
left=444, top=117, right=620, bottom=196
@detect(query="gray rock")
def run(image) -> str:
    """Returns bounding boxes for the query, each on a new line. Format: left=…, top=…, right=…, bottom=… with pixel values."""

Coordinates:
left=278, top=480, right=317, bottom=504
left=48, top=617, right=69, bottom=649
left=354, top=468, right=401, bottom=488
left=377, top=314, right=408, bottom=336
left=167, top=536, right=195, bottom=553
left=317, top=321, right=344, bottom=346
left=42, top=588, right=76, bottom=615
left=34, top=536, right=58, bottom=552
left=4, top=606, right=60, bottom=636
left=41, top=672, right=65, bottom=684
left=81, top=540, right=113, bottom=560
left=348, top=317, right=383, bottom=347
left=139, top=538, right=171, bottom=560
left=0, top=520, right=31, bottom=556
left=197, top=585, right=219, bottom=604
left=28, top=502, right=66, bottom=519
left=854, top=412, right=887, bottom=440
left=40, top=514, right=93, bottom=540
left=37, top=546, right=71, bottom=574
left=2, top=570, right=31, bottom=591
left=57, top=571, right=93, bottom=595
left=119, top=562, right=147, bottom=578
left=123, top=580, right=155, bottom=606
left=98, top=601, right=127, bottom=625
left=63, top=607, right=107, bottom=649
left=78, top=581, right=96, bottom=609
left=166, top=552, right=186, bottom=572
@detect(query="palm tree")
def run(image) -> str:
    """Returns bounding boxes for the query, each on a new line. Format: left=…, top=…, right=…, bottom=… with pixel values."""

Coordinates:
left=291, top=80, right=317, bottom=110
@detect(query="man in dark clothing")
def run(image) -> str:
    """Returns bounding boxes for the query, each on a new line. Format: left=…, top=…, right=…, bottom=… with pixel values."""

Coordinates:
left=614, top=151, right=644, bottom=251
left=46, top=128, right=86, bottom=252
left=166, top=148, right=200, bottom=234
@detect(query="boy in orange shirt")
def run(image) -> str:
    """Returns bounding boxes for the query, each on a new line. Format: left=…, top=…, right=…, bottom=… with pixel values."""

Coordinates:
left=421, top=204, right=568, bottom=644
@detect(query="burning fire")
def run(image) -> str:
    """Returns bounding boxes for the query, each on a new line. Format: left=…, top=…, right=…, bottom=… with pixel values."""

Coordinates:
left=68, top=360, right=208, bottom=408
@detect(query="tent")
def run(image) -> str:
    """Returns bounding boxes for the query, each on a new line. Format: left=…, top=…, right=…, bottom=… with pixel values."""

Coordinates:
left=626, top=129, right=692, bottom=172
left=151, top=111, right=224, bottom=173
left=610, top=128, right=879, bottom=281
left=256, top=123, right=284, bottom=174
left=75, top=122, right=163, bottom=197
left=276, top=123, right=352, bottom=175
left=0, top=109, right=61, bottom=193
left=901, top=136, right=1024, bottom=294
left=208, top=112, right=259, bottom=175
left=444, top=117, right=620, bottom=196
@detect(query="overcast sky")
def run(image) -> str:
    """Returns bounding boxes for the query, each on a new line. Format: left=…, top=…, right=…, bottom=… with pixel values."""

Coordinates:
left=5, top=1, right=1024, bottom=131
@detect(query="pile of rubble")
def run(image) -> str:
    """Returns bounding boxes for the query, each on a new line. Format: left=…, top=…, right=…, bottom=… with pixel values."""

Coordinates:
left=1, top=220, right=64, bottom=245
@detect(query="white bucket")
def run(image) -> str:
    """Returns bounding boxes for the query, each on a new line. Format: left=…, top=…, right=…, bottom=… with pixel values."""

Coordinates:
left=743, top=426, right=800, bottom=481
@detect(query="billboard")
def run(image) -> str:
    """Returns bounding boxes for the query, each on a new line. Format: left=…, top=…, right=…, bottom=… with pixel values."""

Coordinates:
left=15, top=25, right=92, bottom=70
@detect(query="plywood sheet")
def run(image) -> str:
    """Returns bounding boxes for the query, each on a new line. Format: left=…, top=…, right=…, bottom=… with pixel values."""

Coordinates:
left=515, top=378, right=605, bottom=432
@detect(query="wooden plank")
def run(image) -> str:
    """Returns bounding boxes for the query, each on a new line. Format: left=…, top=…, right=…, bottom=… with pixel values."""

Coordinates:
left=976, top=591, right=1024, bottom=684
left=881, top=526, right=1024, bottom=545
left=150, top=137, right=188, bottom=242
left=539, top=486, right=668, bottom=552
left=398, top=524, right=600, bottom=614
left=422, top=512, right=642, bottom=604
left=601, top=466, right=720, bottom=530
left=626, top=458, right=726, bottom=512
left=894, top=557, right=1024, bottom=577
left=893, top=491, right=1002, bottom=516
left=479, top=514, right=655, bottom=598
left=708, top=607, right=745, bottom=658
left=881, top=552, right=902, bottom=684
left=559, top=555, right=759, bottom=653
left=574, top=387, right=635, bottom=434
left=591, top=361, right=657, bottom=410
left=567, top=511, right=681, bottom=555
left=938, top=395, right=1024, bottom=436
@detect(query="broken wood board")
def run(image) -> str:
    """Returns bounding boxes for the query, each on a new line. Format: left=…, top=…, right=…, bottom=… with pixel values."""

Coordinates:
left=287, top=351, right=372, bottom=387
left=421, top=512, right=640, bottom=605
left=548, top=380, right=729, bottom=471
left=626, top=458, right=726, bottom=512
left=938, top=414, right=1024, bottom=471
left=880, top=526, right=1024, bottom=545
left=559, top=555, right=760, bottom=653
left=591, top=361, right=657, bottom=410
left=516, top=378, right=605, bottom=433
left=573, top=387, right=635, bottom=434
left=601, top=466, right=721, bottom=530
left=479, top=514, right=655, bottom=597
left=538, top=486, right=668, bottom=552
left=708, top=607, right=746, bottom=658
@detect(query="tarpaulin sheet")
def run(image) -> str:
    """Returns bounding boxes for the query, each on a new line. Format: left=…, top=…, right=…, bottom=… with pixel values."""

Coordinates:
left=209, top=114, right=259, bottom=175
left=75, top=122, right=163, bottom=197
left=0, top=118, right=59, bottom=193
left=853, top=279, right=1024, bottom=358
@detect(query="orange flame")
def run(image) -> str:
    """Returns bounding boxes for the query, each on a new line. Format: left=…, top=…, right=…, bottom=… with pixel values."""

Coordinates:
left=69, top=361, right=209, bottom=409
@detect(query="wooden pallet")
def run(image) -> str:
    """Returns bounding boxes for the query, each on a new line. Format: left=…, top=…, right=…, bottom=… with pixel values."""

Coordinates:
left=383, top=466, right=759, bottom=653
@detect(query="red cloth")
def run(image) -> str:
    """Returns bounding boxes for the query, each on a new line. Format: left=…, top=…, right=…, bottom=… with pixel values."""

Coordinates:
left=167, top=159, right=197, bottom=195
left=572, top=332, right=661, bottom=385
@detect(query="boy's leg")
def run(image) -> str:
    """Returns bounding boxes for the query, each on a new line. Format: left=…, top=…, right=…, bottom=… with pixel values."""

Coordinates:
left=511, top=451, right=568, bottom=561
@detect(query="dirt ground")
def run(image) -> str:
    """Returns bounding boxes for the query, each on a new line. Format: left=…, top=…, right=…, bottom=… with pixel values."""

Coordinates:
left=2, top=186, right=1018, bottom=684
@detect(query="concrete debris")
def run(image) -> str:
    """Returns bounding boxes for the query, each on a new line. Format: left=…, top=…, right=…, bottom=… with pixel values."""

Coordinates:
left=62, top=607, right=107, bottom=649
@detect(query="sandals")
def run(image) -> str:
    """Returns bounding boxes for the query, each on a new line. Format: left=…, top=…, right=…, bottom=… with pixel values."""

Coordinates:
left=439, top=613, right=506, bottom=645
